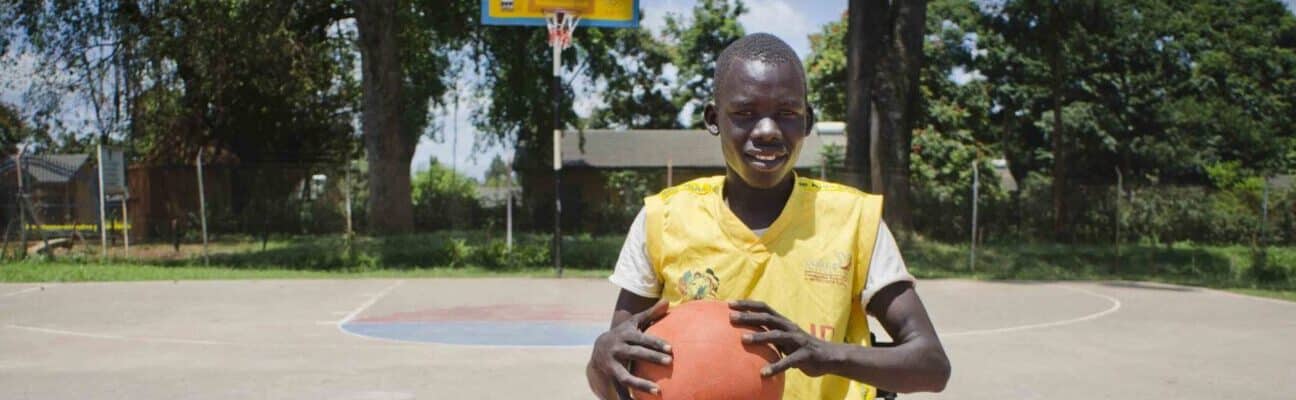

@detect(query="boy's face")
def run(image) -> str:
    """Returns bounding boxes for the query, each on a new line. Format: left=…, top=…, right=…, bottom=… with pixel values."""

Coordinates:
left=705, top=59, right=813, bottom=190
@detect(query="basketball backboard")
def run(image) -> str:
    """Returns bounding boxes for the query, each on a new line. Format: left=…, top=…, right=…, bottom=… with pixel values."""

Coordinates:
left=481, top=0, right=639, bottom=28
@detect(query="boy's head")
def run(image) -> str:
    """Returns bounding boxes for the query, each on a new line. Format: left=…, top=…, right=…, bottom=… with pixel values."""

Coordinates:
left=704, top=33, right=814, bottom=190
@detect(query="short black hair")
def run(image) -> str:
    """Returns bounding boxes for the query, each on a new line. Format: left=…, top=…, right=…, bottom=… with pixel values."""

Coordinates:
left=715, top=33, right=806, bottom=92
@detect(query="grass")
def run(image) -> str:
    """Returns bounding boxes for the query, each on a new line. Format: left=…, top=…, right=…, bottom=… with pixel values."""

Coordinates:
left=2, top=232, right=1292, bottom=302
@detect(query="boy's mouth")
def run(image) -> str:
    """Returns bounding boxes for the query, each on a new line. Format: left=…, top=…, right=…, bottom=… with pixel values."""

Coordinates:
left=743, top=150, right=788, bottom=171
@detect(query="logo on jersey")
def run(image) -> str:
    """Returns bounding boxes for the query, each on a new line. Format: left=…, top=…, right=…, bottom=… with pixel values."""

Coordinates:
left=805, top=251, right=851, bottom=287
left=676, top=268, right=720, bottom=300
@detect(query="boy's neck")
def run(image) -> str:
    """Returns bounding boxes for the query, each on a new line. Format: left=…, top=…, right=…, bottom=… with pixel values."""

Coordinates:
left=722, top=172, right=795, bottom=230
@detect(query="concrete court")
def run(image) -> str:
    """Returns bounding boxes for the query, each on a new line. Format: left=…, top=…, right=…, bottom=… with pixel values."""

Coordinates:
left=1, top=278, right=1293, bottom=400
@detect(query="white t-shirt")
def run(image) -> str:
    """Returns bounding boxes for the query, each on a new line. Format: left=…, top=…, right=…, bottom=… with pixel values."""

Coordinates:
left=609, top=208, right=914, bottom=309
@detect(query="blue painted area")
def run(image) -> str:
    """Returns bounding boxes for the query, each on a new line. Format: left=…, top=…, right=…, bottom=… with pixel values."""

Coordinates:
left=342, top=321, right=605, bottom=346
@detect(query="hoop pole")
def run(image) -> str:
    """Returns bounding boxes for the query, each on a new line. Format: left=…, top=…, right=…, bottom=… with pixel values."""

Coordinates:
left=552, top=37, right=563, bottom=277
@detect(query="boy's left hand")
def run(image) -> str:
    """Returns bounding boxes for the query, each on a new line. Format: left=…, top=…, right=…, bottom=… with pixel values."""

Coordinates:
left=729, top=300, right=840, bottom=378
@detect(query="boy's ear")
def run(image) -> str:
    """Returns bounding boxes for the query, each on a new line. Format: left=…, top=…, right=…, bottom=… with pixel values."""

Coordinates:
left=703, top=102, right=720, bottom=135
left=806, top=105, right=817, bottom=135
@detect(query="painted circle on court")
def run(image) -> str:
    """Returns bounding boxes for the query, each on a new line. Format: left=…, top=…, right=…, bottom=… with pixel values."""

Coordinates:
left=340, top=304, right=606, bottom=346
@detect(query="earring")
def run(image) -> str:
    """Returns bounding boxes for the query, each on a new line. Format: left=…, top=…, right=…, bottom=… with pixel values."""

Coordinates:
left=707, top=126, right=719, bottom=135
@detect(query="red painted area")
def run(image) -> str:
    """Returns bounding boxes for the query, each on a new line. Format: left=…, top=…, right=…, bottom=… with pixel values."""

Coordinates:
left=353, top=304, right=607, bottom=323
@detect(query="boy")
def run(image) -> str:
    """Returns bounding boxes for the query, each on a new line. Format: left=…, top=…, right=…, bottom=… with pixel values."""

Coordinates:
left=586, top=33, right=950, bottom=399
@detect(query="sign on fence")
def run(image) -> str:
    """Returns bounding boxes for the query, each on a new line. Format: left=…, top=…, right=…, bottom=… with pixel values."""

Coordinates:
left=99, top=146, right=127, bottom=195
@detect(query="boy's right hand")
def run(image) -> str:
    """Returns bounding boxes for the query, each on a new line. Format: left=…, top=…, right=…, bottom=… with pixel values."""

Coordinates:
left=588, top=300, right=673, bottom=398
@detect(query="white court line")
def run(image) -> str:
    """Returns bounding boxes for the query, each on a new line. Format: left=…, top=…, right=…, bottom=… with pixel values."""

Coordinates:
left=2, top=286, right=49, bottom=297
left=334, top=280, right=406, bottom=343
left=4, top=324, right=235, bottom=346
left=2, top=323, right=424, bottom=349
left=943, top=285, right=1122, bottom=338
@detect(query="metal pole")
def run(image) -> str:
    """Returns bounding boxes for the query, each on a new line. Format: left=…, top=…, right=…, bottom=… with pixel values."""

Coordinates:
left=1261, top=177, right=1269, bottom=246
left=16, top=151, right=26, bottom=259
left=196, top=151, right=209, bottom=266
left=970, top=159, right=979, bottom=272
left=506, top=162, right=514, bottom=252
left=667, top=158, right=673, bottom=187
left=97, top=144, right=108, bottom=260
left=344, top=160, right=353, bottom=236
left=552, top=28, right=563, bottom=277
left=122, top=193, right=130, bottom=259
left=1115, top=167, right=1122, bottom=262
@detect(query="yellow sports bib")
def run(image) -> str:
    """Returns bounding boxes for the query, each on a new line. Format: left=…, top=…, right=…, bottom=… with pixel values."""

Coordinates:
left=644, top=175, right=884, bottom=400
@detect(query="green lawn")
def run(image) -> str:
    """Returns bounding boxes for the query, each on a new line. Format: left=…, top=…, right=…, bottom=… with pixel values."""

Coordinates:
left=2, top=233, right=1292, bottom=303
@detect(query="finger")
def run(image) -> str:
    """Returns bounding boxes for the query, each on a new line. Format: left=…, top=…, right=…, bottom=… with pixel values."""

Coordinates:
left=727, top=299, right=773, bottom=313
left=614, top=367, right=660, bottom=395
left=730, top=311, right=798, bottom=331
left=762, top=351, right=810, bottom=377
left=614, top=344, right=674, bottom=365
left=626, top=331, right=672, bottom=354
left=742, top=330, right=799, bottom=347
left=729, top=300, right=791, bottom=320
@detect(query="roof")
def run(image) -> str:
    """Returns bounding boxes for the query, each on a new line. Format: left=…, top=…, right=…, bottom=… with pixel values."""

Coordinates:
left=0, top=154, right=90, bottom=183
left=561, top=128, right=846, bottom=169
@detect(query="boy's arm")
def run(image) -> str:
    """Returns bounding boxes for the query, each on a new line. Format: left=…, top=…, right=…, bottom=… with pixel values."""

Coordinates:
left=731, top=281, right=950, bottom=393
left=586, top=289, right=670, bottom=400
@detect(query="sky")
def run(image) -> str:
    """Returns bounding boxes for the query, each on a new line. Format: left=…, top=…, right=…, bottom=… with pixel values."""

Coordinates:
left=413, top=0, right=852, bottom=181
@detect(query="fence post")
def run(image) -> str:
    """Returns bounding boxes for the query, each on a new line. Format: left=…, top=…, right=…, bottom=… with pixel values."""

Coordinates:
left=196, top=151, right=209, bottom=266
left=97, top=144, right=108, bottom=261
left=970, top=159, right=979, bottom=272
left=16, top=150, right=27, bottom=259
left=1115, top=167, right=1123, bottom=266
left=1261, top=177, right=1269, bottom=246
left=506, top=162, right=514, bottom=253
left=344, top=160, right=353, bottom=236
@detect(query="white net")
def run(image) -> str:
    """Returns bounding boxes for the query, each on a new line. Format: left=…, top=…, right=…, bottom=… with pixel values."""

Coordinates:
left=545, top=11, right=581, bottom=50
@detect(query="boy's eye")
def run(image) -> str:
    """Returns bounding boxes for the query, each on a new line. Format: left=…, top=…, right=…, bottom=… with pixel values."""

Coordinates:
left=779, top=110, right=800, bottom=117
left=732, top=110, right=754, bottom=117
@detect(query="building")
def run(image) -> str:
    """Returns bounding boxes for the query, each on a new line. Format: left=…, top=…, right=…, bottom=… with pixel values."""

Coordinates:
left=554, top=123, right=847, bottom=231
left=0, top=154, right=100, bottom=236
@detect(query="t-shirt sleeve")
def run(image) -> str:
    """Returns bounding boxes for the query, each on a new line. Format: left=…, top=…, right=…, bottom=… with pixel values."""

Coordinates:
left=608, top=208, right=662, bottom=298
left=861, top=221, right=915, bottom=309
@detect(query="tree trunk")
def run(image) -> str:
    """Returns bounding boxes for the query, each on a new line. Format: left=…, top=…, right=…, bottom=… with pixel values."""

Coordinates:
left=354, top=0, right=414, bottom=235
left=845, top=0, right=925, bottom=234
left=844, top=0, right=886, bottom=191
left=1047, top=4, right=1068, bottom=241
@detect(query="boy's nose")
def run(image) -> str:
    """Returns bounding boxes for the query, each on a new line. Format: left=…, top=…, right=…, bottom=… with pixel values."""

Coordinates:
left=750, top=117, right=782, bottom=143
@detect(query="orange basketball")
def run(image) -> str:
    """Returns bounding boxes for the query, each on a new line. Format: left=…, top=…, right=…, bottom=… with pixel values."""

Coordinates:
left=631, top=300, right=784, bottom=400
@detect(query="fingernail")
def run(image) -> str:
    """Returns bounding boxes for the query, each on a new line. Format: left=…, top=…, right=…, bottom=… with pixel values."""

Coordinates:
left=742, top=334, right=752, bottom=343
left=651, top=388, right=659, bottom=395
left=662, top=356, right=672, bottom=364
left=760, top=367, right=772, bottom=376
left=730, top=311, right=740, bottom=320
left=663, top=344, right=672, bottom=352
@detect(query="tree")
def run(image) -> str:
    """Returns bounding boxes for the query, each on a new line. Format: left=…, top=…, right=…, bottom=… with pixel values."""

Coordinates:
left=663, top=0, right=747, bottom=128
left=353, top=0, right=473, bottom=235
left=806, top=15, right=848, bottom=121
left=845, top=0, right=928, bottom=233
left=353, top=0, right=411, bottom=234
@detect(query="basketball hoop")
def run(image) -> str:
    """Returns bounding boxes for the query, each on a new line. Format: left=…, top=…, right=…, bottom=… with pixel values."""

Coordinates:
left=545, top=11, right=581, bottom=50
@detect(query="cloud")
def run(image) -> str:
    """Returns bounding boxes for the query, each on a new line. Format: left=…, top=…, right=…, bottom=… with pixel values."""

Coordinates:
left=738, top=0, right=815, bottom=60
